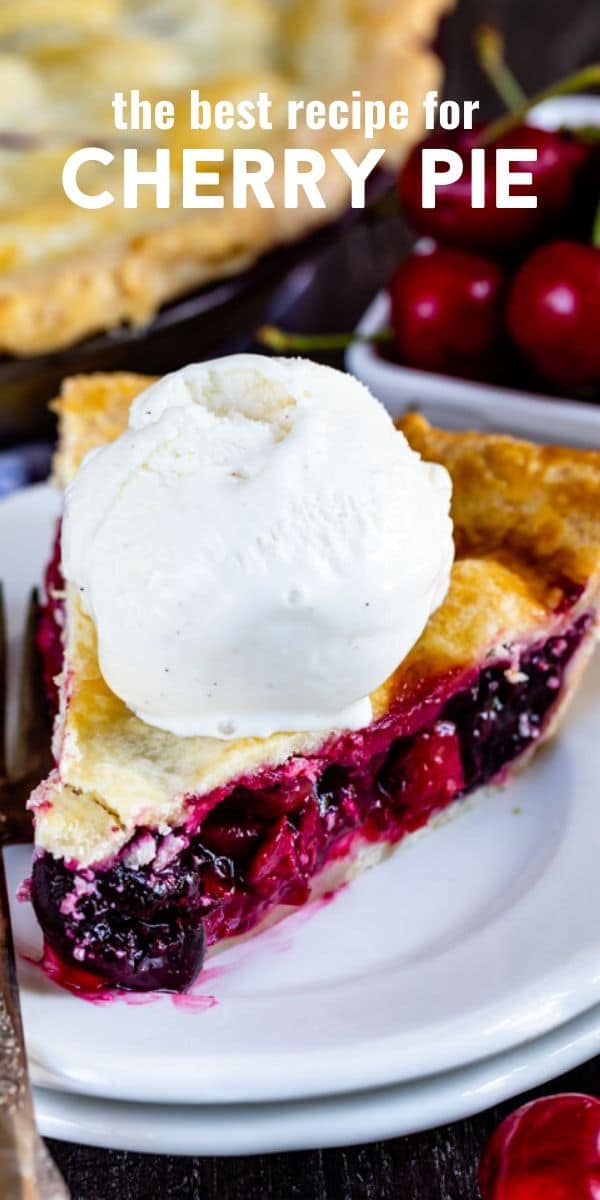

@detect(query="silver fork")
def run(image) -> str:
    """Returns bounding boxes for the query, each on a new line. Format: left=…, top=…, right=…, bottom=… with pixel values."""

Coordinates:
left=0, top=585, right=69, bottom=1200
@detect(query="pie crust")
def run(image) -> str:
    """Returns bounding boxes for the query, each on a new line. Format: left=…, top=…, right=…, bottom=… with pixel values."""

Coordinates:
left=31, top=373, right=600, bottom=869
left=27, top=369, right=600, bottom=990
left=0, top=0, right=452, bottom=355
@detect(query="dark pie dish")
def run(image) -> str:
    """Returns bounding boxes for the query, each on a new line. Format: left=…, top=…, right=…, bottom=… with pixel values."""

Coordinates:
left=0, top=0, right=449, bottom=440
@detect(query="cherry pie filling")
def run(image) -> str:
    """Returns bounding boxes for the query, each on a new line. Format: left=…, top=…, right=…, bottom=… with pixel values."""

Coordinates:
left=31, top=542, right=592, bottom=991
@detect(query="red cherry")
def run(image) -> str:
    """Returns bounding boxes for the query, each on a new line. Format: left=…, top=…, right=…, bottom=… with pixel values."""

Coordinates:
left=506, top=240, right=600, bottom=389
left=388, top=241, right=506, bottom=378
left=398, top=124, right=589, bottom=255
left=479, top=1093, right=600, bottom=1200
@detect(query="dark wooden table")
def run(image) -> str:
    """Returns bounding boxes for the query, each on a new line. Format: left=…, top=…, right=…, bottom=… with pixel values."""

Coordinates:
left=45, top=1, right=600, bottom=1195
left=48, top=1059, right=600, bottom=1200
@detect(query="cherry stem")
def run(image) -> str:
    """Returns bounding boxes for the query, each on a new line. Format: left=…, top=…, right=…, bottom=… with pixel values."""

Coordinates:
left=592, top=198, right=600, bottom=250
left=477, top=62, right=600, bottom=146
left=473, top=25, right=527, bottom=113
left=257, top=325, right=394, bottom=353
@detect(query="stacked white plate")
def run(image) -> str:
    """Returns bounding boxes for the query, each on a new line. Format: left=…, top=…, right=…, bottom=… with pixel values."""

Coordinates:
left=1, top=446, right=600, bottom=1152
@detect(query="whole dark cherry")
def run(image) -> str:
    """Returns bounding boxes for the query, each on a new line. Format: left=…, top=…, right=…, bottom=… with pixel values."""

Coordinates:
left=506, top=240, right=600, bottom=389
left=479, top=1093, right=600, bottom=1199
left=398, top=124, right=589, bottom=255
left=388, top=240, right=506, bottom=378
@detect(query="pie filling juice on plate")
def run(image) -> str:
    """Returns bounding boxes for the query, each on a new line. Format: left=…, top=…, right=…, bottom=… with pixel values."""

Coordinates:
left=27, top=357, right=600, bottom=992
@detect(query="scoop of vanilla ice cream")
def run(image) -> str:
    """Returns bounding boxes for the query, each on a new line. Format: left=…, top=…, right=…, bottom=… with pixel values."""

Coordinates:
left=62, top=355, right=454, bottom=740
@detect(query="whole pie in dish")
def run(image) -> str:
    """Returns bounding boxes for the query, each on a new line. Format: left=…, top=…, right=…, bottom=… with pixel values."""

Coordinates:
left=0, top=0, right=451, bottom=356
left=29, top=364, right=600, bottom=992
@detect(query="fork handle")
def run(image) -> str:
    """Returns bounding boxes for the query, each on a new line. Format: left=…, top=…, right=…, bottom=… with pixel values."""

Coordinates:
left=0, top=1103, right=44, bottom=1199
left=0, top=1085, right=69, bottom=1198
left=0, top=970, right=60, bottom=1199
left=0, top=858, right=68, bottom=1199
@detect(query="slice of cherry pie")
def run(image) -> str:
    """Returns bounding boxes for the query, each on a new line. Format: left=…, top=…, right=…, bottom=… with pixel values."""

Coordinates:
left=30, top=372, right=600, bottom=992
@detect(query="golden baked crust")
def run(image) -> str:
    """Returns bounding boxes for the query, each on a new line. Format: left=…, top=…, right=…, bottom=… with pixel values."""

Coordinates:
left=52, top=371, right=152, bottom=487
left=32, top=371, right=600, bottom=866
left=0, top=0, right=452, bottom=356
left=400, top=413, right=600, bottom=593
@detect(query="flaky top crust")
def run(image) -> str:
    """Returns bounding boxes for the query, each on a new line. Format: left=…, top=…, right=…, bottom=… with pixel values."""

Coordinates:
left=400, top=413, right=600, bottom=594
left=34, top=373, right=600, bottom=865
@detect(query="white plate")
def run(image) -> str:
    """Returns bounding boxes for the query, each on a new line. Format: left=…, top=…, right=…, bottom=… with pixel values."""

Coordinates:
left=32, top=1002, right=600, bottom=1155
left=347, top=94, right=600, bottom=448
left=3, top=483, right=600, bottom=1107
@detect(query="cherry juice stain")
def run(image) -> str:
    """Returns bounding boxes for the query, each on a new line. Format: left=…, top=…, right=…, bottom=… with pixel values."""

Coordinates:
left=25, top=942, right=217, bottom=1012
